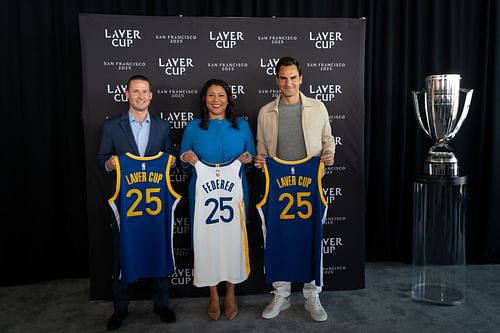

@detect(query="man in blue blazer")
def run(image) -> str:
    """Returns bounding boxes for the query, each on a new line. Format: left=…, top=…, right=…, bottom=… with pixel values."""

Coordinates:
left=98, top=74, right=177, bottom=331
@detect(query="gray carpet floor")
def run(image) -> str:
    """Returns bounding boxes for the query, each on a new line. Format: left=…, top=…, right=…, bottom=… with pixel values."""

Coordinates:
left=1, top=262, right=499, bottom=333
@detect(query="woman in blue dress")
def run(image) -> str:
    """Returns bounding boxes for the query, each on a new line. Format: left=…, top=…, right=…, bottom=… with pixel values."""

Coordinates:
left=179, top=79, right=256, bottom=321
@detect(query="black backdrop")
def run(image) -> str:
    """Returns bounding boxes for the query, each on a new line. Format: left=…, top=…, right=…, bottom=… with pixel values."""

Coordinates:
left=1, top=0, right=499, bottom=288
left=79, top=15, right=366, bottom=299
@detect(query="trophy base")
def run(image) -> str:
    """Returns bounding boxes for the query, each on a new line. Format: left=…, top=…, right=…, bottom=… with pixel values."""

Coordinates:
left=425, top=145, right=459, bottom=176
left=424, top=161, right=458, bottom=176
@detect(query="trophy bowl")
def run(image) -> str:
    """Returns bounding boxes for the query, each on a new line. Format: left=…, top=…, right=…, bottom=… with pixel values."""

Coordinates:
left=412, top=74, right=473, bottom=175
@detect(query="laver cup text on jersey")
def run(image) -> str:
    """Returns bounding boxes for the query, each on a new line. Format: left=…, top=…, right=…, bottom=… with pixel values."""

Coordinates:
left=108, top=152, right=181, bottom=284
left=254, top=56, right=334, bottom=322
left=257, top=156, right=327, bottom=286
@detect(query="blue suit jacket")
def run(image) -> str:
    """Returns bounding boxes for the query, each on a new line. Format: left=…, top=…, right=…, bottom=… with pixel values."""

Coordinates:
left=98, top=112, right=175, bottom=171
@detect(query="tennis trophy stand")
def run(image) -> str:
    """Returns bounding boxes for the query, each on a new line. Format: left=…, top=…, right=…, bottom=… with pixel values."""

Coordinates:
left=411, top=74, right=473, bottom=305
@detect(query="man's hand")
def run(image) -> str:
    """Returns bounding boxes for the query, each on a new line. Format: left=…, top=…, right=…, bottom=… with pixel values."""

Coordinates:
left=253, top=154, right=267, bottom=169
left=105, top=155, right=117, bottom=171
left=320, top=152, right=334, bottom=166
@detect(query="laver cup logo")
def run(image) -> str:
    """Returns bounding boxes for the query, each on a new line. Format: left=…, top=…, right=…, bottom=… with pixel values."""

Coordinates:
left=323, top=237, right=344, bottom=254
left=169, top=166, right=189, bottom=183
left=209, top=31, right=244, bottom=48
left=229, top=84, right=245, bottom=100
left=170, top=268, right=193, bottom=285
left=323, top=186, right=343, bottom=204
left=309, top=84, right=342, bottom=102
left=309, top=31, right=343, bottom=49
left=104, top=28, right=141, bottom=47
left=106, top=84, right=127, bottom=102
left=158, top=57, right=194, bottom=75
left=173, top=217, right=190, bottom=235
left=260, top=58, right=280, bottom=76
left=165, top=111, right=194, bottom=129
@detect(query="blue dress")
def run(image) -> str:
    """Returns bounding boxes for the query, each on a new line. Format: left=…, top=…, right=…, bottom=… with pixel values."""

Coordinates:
left=180, top=117, right=256, bottom=233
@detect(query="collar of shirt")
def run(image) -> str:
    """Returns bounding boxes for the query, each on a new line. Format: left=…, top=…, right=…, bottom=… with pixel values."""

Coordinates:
left=128, top=111, right=151, bottom=156
left=128, top=110, right=150, bottom=125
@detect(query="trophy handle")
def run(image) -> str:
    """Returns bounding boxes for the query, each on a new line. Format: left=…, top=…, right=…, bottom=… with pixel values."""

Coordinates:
left=448, top=88, right=473, bottom=139
left=412, top=89, right=431, bottom=139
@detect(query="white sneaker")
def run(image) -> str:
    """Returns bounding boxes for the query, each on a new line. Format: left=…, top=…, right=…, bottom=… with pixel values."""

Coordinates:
left=261, top=294, right=291, bottom=319
left=304, top=296, right=328, bottom=322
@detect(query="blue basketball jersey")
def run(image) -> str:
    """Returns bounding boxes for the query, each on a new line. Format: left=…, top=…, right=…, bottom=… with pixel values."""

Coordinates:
left=108, top=152, right=181, bottom=283
left=257, top=156, right=327, bottom=287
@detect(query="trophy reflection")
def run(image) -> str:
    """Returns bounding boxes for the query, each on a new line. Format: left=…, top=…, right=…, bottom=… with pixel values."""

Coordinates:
left=412, top=74, right=473, bottom=175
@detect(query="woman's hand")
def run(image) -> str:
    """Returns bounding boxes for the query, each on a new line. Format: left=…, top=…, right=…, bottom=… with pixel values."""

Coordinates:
left=238, top=151, right=253, bottom=164
left=181, top=150, right=199, bottom=166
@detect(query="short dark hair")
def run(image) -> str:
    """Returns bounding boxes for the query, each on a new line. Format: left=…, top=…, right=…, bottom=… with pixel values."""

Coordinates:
left=126, top=74, right=152, bottom=91
left=199, top=79, right=239, bottom=130
left=275, top=56, right=302, bottom=77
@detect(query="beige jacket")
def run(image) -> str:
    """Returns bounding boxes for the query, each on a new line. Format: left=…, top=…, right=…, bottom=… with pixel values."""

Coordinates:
left=256, top=92, right=335, bottom=165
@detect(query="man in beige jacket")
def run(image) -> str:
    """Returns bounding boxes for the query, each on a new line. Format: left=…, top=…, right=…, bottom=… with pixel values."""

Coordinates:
left=254, top=56, right=335, bottom=322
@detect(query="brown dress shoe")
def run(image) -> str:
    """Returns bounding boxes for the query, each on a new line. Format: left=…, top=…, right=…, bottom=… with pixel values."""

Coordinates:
left=224, top=296, right=239, bottom=320
left=208, top=298, right=221, bottom=320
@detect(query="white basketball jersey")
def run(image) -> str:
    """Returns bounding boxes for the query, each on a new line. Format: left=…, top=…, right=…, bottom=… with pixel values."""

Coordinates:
left=192, top=159, right=250, bottom=287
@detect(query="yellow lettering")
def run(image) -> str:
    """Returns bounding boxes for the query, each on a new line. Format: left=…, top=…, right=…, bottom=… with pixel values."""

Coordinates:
left=276, top=176, right=297, bottom=188
left=148, top=172, right=163, bottom=183
left=138, top=172, right=146, bottom=182
left=298, top=176, right=312, bottom=187
left=125, top=172, right=147, bottom=184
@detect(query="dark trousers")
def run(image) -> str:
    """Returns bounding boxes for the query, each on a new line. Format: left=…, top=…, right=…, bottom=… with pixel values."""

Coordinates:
left=112, top=275, right=170, bottom=311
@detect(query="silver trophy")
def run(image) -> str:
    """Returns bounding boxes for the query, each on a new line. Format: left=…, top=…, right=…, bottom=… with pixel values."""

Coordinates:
left=412, top=74, right=473, bottom=176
